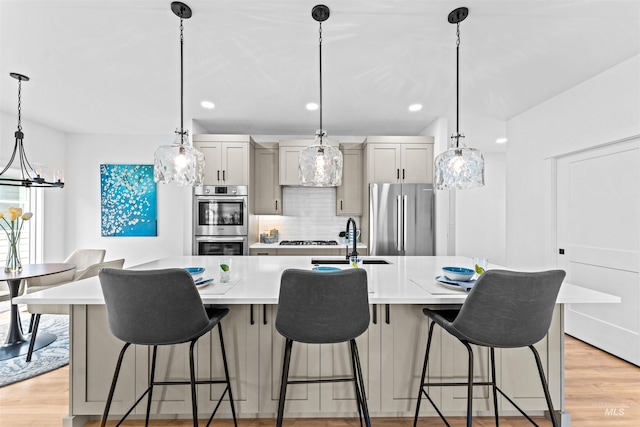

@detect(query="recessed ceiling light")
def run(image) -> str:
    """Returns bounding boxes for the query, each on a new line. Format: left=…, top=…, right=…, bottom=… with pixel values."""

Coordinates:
left=408, top=104, right=422, bottom=112
left=306, top=102, right=319, bottom=111
left=496, top=138, right=508, bottom=144
left=201, top=101, right=215, bottom=109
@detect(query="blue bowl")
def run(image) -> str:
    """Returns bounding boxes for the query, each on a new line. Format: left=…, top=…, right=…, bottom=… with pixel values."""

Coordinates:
left=442, top=266, right=474, bottom=282
left=184, top=267, right=205, bottom=276
left=312, top=266, right=341, bottom=271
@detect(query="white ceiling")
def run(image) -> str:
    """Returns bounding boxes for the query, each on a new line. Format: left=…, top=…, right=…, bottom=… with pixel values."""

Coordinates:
left=1, top=0, right=638, bottom=151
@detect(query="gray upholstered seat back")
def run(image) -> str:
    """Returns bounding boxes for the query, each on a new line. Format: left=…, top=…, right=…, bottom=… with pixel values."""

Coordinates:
left=276, top=268, right=370, bottom=344
left=450, top=269, right=566, bottom=348
left=99, top=268, right=211, bottom=345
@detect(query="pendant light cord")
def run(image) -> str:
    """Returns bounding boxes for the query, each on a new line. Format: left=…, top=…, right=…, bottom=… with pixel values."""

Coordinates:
left=179, top=17, right=185, bottom=142
left=455, top=21, right=460, bottom=148
left=318, top=22, right=324, bottom=143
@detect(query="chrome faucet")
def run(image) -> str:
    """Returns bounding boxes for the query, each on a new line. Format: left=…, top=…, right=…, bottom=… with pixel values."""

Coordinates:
left=345, top=217, right=358, bottom=259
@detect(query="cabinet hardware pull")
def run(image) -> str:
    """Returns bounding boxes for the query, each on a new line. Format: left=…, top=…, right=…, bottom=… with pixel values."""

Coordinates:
left=385, top=304, right=390, bottom=324
left=263, top=304, right=267, bottom=325
left=397, top=169, right=400, bottom=180
left=250, top=304, right=255, bottom=325
left=403, top=168, right=405, bottom=180
left=223, top=170, right=226, bottom=181
left=340, top=200, right=343, bottom=210
left=217, top=170, right=220, bottom=181
left=275, top=200, right=278, bottom=211
left=372, top=304, right=377, bottom=324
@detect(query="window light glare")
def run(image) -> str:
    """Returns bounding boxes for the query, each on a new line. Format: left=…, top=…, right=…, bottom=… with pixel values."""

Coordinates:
left=409, top=104, right=422, bottom=112
left=306, top=102, right=319, bottom=111
left=496, top=138, right=508, bottom=144
left=201, top=101, right=215, bottom=109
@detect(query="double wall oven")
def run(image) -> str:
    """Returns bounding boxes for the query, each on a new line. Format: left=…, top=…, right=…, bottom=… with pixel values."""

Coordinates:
left=193, top=185, right=248, bottom=255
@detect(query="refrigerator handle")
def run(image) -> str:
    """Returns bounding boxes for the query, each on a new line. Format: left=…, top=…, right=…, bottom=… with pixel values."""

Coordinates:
left=396, top=195, right=402, bottom=252
left=403, top=195, right=408, bottom=252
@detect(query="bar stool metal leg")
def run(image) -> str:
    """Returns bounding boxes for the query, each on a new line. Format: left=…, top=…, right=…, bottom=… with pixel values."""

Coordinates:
left=413, top=321, right=436, bottom=427
left=187, top=340, right=198, bottom=427
left=145, top=345, right=158, bottom=426
left=463, top=341, right=474, bottom=427
left=26, top=314, right=41, bottom=362
left=276, top=338, right=293, bottom=427
left=490, top=347, right=500, bottom=426
left=349, top=341, right=364, bottom=427
left=530, top=345, right=559, bottom=427
left=350, top=339, right=371, bottom=427
left=216, top=323, right=238, bottom=427
left=101, top=342, right=131, bottom=427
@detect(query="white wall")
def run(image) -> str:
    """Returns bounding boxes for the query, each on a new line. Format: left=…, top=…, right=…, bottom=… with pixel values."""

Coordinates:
left=455, top=152, right=506, bottom=266
left=0, top=111, right=68, bottom=262
left=506, top=55, right=640, bottom=269
left=65, top=134, right=193, bottom=267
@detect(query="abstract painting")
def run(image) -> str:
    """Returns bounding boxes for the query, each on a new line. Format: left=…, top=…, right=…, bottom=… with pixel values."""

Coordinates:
left=100, top=164, right=157, bottom=236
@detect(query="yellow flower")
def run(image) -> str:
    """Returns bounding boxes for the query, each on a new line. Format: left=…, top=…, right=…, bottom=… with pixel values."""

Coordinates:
left=22, top=212, right=33, bottom=221
left=8, top=207, right=22, bottom=218
left=0, top=213, right=4, bottom=219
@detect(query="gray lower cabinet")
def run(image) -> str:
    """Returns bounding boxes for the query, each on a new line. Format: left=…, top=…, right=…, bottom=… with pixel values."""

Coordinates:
left=71, top=305, right=136, bottom=416
left=196, top=304, right=260, bottom=414
left=70, top=304, right=561, bottom=422
left=71, top=304, right=259, bottom=418
left=259, top=305, right=322, bottom=414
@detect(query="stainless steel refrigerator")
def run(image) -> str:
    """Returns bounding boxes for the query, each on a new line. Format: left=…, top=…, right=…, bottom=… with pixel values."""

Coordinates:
left=369, top=183, right=434, bottom=256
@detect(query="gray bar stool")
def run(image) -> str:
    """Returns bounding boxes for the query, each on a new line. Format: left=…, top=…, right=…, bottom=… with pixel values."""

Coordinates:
left=275, top=268, right=371, bottom=427
left=413, top=269, right=566, bottom=427
left=98, top=268, right=237, bottom=427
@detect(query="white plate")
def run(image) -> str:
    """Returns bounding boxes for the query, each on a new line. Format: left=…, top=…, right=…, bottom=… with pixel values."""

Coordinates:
left=195, top=277, right=214, bottom=288
left=435, top=275, right=475, bottom=292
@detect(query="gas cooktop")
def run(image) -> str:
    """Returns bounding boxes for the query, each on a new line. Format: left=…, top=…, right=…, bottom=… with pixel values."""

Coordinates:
left=279, top=240, right=339, bottom=246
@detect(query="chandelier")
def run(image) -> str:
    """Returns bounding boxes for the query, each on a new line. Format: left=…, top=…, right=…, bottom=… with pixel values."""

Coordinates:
left=0, top=73, right=64, bottom=188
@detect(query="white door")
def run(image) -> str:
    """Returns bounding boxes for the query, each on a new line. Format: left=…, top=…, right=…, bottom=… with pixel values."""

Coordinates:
left=557, top=138, right=640, bottom=365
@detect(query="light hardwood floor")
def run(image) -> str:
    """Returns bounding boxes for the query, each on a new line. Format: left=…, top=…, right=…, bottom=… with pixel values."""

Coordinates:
left=0, top=309, right=638, bottom=426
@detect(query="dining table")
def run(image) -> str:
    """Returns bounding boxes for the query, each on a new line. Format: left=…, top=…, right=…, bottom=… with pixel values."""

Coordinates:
left=0, top=263, right=75, bottom=360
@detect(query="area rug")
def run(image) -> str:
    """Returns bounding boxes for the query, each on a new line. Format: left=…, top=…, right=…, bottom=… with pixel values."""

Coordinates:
left=0, top=314, right=69, bottom=387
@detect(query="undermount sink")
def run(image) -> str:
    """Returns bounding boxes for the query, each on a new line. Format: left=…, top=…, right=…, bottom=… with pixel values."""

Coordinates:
left=311, top=258, right=391, bottom=265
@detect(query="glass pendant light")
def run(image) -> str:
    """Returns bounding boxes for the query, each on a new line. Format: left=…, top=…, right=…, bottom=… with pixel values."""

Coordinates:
left=298, top=4, right=343, bottom=187
left=434, top=7, right=485, bottom=190
left=154, top=1, right=205, bottom=186
left=0, top=73, right=64, bottom=188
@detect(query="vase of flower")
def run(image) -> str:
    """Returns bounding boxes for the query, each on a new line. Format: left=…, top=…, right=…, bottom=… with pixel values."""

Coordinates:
left=0, top=207, right=33, bottom=273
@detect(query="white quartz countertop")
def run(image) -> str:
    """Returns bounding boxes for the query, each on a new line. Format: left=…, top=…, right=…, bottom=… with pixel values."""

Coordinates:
left=14, top=255, right=620, bottom=306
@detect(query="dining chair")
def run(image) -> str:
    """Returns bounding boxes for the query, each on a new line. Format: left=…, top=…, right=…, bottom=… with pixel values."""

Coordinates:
left=26, top=253, right=124, bottom=362
left=413, top=269, right=566, bottom=427
left=275, top=268, right=371, bottom=427
left=98, top=268, right=237, bottom=427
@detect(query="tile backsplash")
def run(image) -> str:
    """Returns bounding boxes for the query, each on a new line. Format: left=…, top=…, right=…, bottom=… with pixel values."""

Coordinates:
left=257, top=187, right=360, bottom=241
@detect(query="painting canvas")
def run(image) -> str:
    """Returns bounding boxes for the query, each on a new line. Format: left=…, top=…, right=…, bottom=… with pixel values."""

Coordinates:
left=100, top=164, right=157, bottom=237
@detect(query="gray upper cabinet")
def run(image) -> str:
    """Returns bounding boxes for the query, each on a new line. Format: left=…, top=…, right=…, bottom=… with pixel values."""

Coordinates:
left=253, top=147, right=282, bottom=215
left=365, top=136, right=434, bottom=184
left=193, top=134, right=251, bottom=186
left=278, top=141, right=309, bottom=186
left=336, top=147, right=363, bottom=215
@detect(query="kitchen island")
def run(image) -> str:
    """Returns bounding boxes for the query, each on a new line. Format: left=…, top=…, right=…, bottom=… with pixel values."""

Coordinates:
left=15, top=255, right=619, bottom=427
